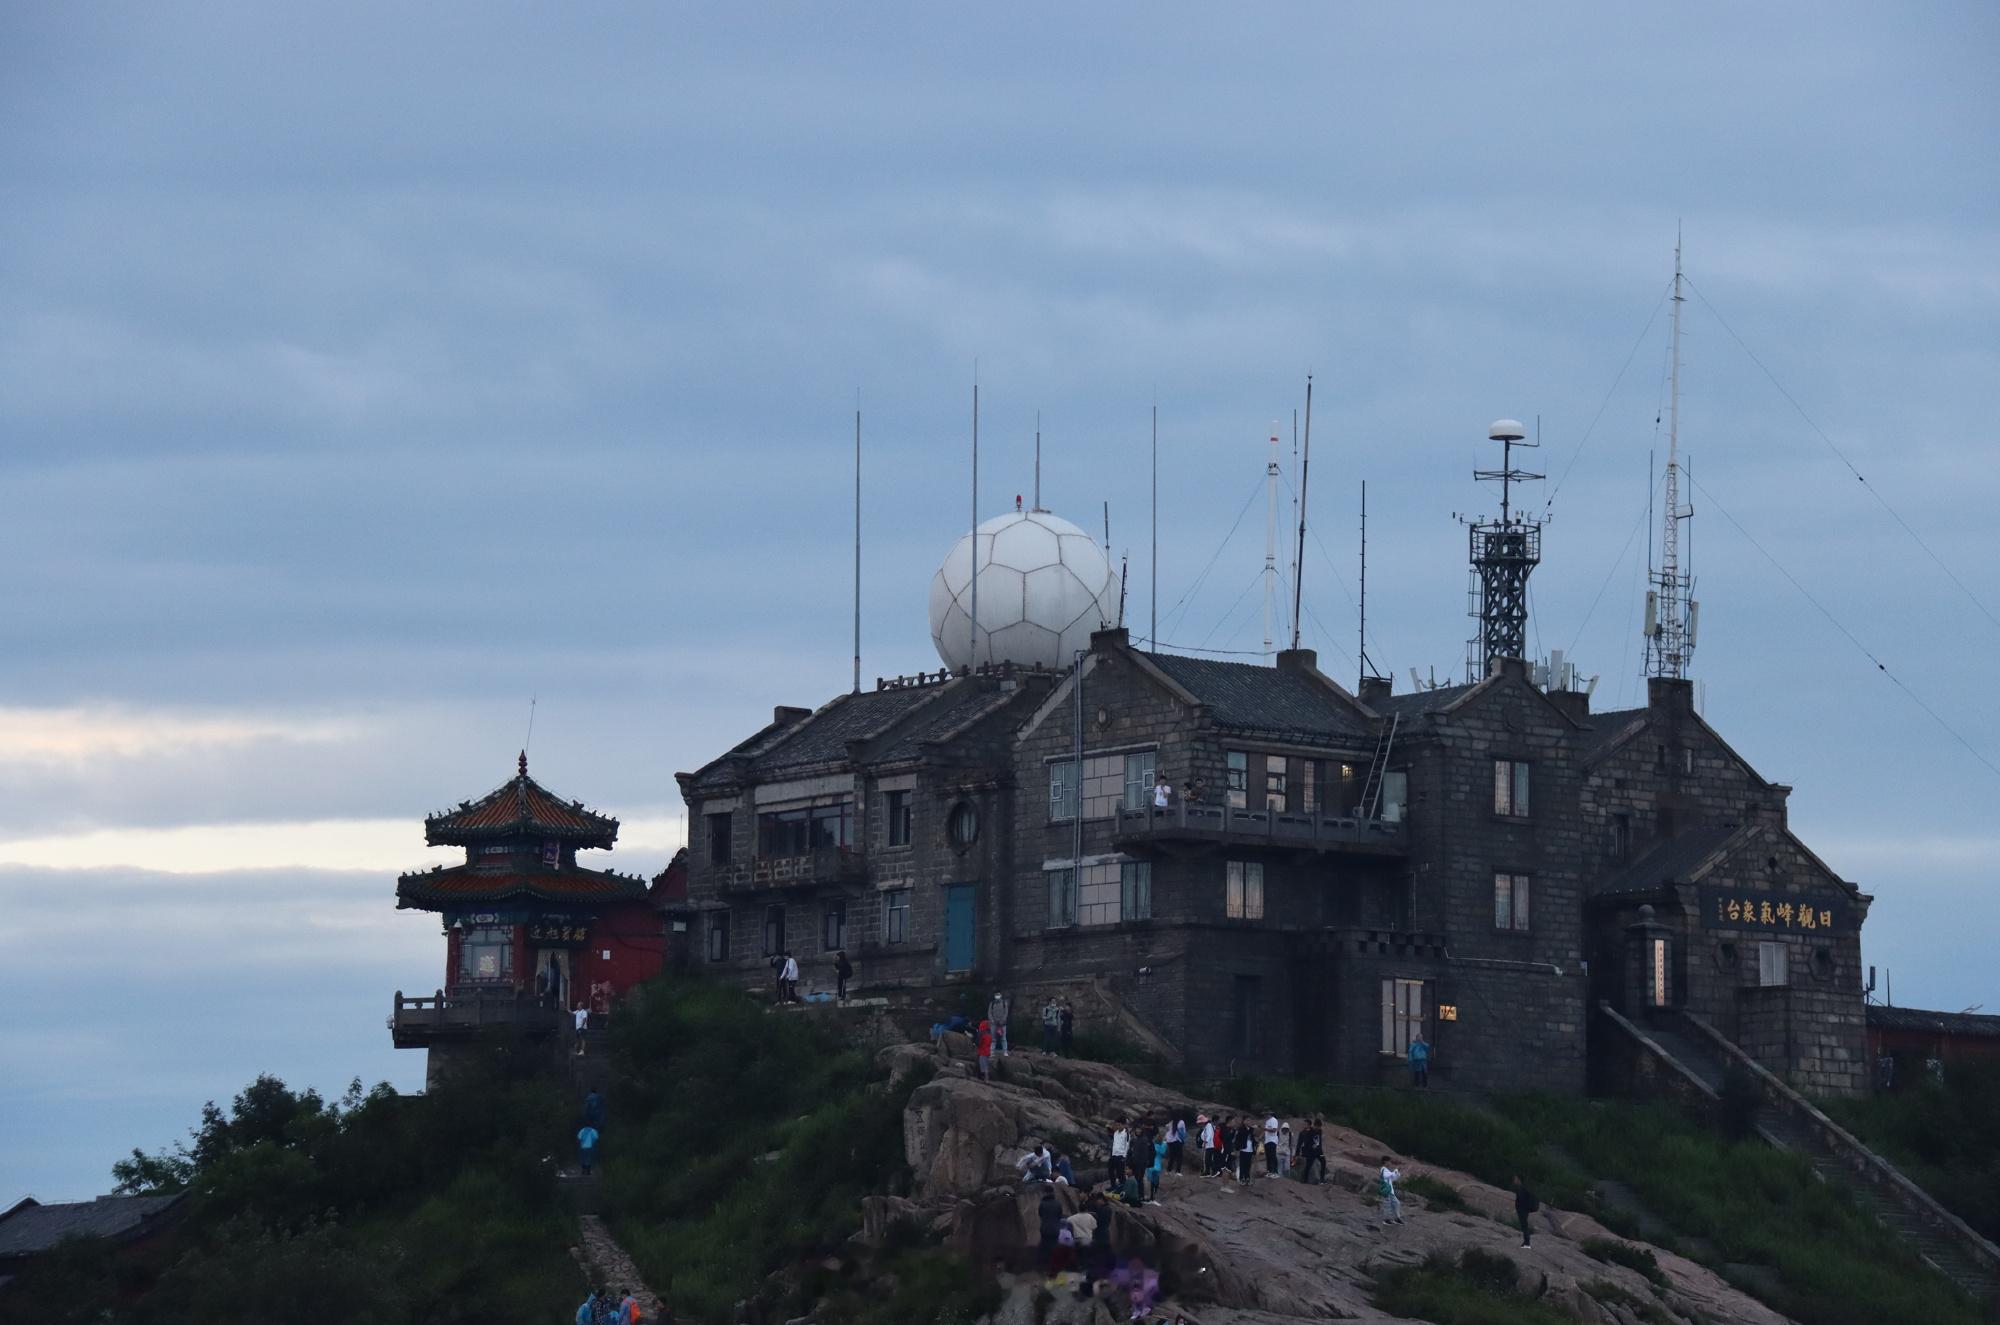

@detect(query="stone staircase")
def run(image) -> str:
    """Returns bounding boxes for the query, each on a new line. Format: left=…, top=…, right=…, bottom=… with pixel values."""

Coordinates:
left=1603, top=1002, right=2000, bottom=1311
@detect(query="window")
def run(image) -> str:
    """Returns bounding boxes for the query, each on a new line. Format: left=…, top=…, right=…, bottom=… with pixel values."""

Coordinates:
left=706, top=811, right=733, bottom=864
left=1493, top=760, right=1531, bottom=817
left=758, top=808, right=808, bottom=856
left=1494, top=871, right=1531, bottom=931
left=1380, top=770, right=1408, bottom=823
left=762, top=904, right=786, bottom=957
left=1611, top=813, right=1632, bottom=863
left=947, top=800, right=979, bottom=848
left=1122, top=750, right=1157, bottom=811
left=1649, top=937, right=1671, bottom=1007
left=457, top=926, right=513, bottom=983
left=1265, top=762, right=1288, bottom=812
left=1225, top=860, right=1265, bottom=920
left=1121, top=861, right=1152, bottom=921
left=822, top=901, right=846, bottom=952
left=885, top=790, right=912, bottom=847
left=884, top=888, right=911, bottom=944
left=1226, top=751, right=1249, bottom=809
left=1048, top=755, right=1124, bottom=820
left=1045, top=867, right=1077, bottom=928
left=1301, top=760, right=1317, bottom=814
left=1381, top=978, right=1426, bottom=1057
left=809, top=801, right=853, bottom=849
left=1758, top=940, right=1789, bottom=987
left=705, top=911, right=731, bottom=963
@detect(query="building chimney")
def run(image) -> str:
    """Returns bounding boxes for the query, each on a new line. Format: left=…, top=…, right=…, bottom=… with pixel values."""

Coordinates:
left=1545, top=688, right=1590, bottom=722
left=1090, top=626, right=1131, bottom=652
left=1358, top=675, right=1394, bottom=707
left=1275, top=647, right=1317, bottom=673
left=774, top=705, right=811, bottom=726
left=1646, top=676, right=1694, bottom=715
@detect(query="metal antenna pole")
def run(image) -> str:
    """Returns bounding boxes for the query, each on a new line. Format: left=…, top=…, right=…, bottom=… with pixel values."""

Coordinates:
left=1150, top=401, right=1157, bottom=648
left=1290, top=375, right=1313, bottom=652
left=853, top=404, right=862, bottom=693
left=1359, top=480, right=1368, bottom=682
left=1034, top=410, right=1042, bottom=511
left=1103, top=500, right=1110, bottom=560
left=970, top=377, right=979, bottom=671
left=1647, top=230, right=1694, bottom=679
left=1264, top=422, right=1279, bottom=656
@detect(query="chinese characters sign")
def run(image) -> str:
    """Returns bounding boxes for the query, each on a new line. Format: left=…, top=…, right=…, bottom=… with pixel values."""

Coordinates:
left=527, top=920, right=591, bottom=946
left=1699, top=887, right=1843, bottom=934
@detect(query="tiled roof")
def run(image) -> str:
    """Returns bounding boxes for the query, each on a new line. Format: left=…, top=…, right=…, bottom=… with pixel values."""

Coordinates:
left=875, top=685, right=1019, bottom=763
left=396, top=865, right=648, bottom=909
left=1143, top=653, right=1373, bottom=743
left=1372, top=682, right=1482, bottom=718
left=1868, top=1005, right=2000, bottom=1039
left=694, top=687, right=940, bottom=788
left=1594, top=823, right=1749, bottom=897
left=426, top=754, right=618, bottom=848
left=1579, top=707, right=1648, bottom=761
left=0, top=1194, right=183, bottom=1257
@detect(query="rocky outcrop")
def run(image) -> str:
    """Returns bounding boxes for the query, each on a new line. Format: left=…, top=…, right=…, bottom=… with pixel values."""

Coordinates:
left=873, top=1041, right=1794, bottom=1324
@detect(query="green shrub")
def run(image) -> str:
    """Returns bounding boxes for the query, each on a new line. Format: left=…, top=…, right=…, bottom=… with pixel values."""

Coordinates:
left=1825, top=1061, right=2000, bottom=1244
left=1404, top=1173, right=1471, bottom=1212
left=1580, top=1236, right=1667, bottom=1290
left=1583, top=1279, right=1674, bottom=1325
left=1373, top=1250, right=1570, bottom=1325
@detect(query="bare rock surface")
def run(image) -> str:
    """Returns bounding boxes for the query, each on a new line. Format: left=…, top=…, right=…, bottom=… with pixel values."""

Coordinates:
left=878, top=1042, right=1793, bottom=1325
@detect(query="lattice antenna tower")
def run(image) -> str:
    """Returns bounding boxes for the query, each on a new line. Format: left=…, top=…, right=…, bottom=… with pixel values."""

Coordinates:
left=1645, top=235, right=1699, bottom=678
left=1463, top=418, right=1544, bottom=681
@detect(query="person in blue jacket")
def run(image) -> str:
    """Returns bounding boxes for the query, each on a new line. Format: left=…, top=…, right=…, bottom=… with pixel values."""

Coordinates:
left=1408, top=1033, right=1431, bottom=1087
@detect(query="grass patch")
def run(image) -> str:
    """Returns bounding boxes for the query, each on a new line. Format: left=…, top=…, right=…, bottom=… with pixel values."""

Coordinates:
left=1822, top=1060, right=2000, bottom=1244
left=1373, top=1249, right=1571, bottom=1325
left=602, top=978, right=923, bottom=1323
left=814, top=1249, right=1002, bottom=1325
left=1404, top=1172, right=1471, bottom=1213
left=1580, top=1236, right=1667, bottom=1290
left=1583, top=1279, right=1674, bottom=1325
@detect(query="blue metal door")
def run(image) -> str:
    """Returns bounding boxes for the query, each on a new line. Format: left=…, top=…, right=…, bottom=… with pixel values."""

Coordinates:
left=944, top=885, right=976, bottom=973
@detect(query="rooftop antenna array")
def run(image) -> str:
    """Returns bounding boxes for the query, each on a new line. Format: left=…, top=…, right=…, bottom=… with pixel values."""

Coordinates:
left=1463, top=417, right=1544, bottom=681
left=1289, top=375, right=1314, bottom=652
left=1645, top=232, right=1699, bottom=679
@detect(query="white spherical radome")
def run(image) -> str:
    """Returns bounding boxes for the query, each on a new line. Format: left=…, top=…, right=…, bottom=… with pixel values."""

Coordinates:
left=929, top=511, right=1120, bottom=672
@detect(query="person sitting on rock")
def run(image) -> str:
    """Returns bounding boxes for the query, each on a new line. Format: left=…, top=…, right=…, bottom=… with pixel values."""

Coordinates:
left=1016, top=1144, right=1053, bottom=1183
left=1054, top=1151, right=1075, bottom=1185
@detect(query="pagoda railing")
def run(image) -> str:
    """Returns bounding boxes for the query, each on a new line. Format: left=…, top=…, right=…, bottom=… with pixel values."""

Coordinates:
left=1111, top=803, right=1407, bottom=856
left=390, top=987, right=562, bottom=1045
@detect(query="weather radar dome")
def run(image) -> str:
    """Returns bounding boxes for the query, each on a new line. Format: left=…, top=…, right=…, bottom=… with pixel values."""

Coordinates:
left=929, top=510, right=1120, bottom=672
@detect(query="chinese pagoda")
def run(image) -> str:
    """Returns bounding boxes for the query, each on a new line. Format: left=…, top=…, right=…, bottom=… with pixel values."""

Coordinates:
left=391, top=753, right=663, bottom=1084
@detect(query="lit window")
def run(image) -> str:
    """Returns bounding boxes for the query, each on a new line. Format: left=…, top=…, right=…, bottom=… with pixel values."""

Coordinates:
left=457, top=926, right=513, bottom=983
left=1650, top=937, right=1670, bottom=1007
left=1226, top=751, right=1249, bottom=809
left=1381, top=978, right=1426, bottom=1056
left=1225, top=860, right=1265, bottom=920
left=1494, top=872, right=1531, bottom=931
left=1493, top=760, right=1531, bottom=817
left=884, top=888, right=911, bottom=944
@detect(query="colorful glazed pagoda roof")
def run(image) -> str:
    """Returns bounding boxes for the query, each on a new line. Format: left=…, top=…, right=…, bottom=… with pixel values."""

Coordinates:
left=424, top=753, right=619, bottom=849
left=395, top=863, right=649, bottom=910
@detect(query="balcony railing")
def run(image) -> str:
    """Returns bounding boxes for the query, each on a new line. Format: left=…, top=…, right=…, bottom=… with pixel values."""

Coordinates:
left=389, top=986, right=561, bottom=1046
left=713, top=845, right=867, bottom=892
left=1111, top=803, right=1407, bottom=855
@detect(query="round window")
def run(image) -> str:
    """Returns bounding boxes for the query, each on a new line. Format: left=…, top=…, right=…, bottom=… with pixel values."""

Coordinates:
left=947, top=800, right=980, bottom=849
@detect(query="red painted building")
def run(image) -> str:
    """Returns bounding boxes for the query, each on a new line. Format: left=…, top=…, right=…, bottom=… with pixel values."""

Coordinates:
left=391, top=754, right=663, bottom=1083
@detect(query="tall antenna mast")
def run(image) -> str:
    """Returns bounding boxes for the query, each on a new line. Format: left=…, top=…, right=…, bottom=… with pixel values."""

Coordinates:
left=1359, top=480, right=1370, bottom=683
left=1645, top=232, right=1698, bottom=679
left=1033, top=410, right=1042, bottom=511
left=1290, top=409, right=1299, bottom=642
left=1290, top=375, right=1313, bottom=651
left=853, top=404, right=862, bottom=694
left=1150, top=401, right=1157, bottom=648
left=969, top=375, right=979, bottom=671
left=1263, top=421, right=1279, bottom=656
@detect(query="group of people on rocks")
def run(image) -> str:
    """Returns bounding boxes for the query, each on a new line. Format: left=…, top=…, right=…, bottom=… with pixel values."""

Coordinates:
left=572, top=1287, right=645, bottom=1324
left=1034, top=1184, right=1183, bottom=1322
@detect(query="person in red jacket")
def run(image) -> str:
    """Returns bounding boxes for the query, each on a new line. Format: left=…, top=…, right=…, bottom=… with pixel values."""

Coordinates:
left=976, top=1019, right=994, bottom=1082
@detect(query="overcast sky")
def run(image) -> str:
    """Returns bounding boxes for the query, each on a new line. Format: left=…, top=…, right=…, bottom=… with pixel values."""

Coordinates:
left=3, top=3, right=1995, bottom=1200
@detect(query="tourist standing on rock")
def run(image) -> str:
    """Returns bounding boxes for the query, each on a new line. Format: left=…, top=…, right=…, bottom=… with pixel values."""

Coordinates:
left=1513, top=1175, right=1540, bottom=1248
left=1409, top=1032, right=1430, bottom=1087
left=1262, top=1112, right=1281, bottom=1177
left=989, top=990, right=1011, bottom=1056
left=780, top=950, right=800, bottom=1003
left=617, top=1287, right=641, bottom=1324
left=1297, top=1118, right=1327, bottom=1184
left=835, top=949, right=853, bottom=1001
left=1236, top=1120, right=1257, bottom=1182
left=1378, top=1157, right=1406, bottom=1224
left=1165, top=1116, right=1186, bottom=1174
left=1108, top=1120, right=1130, bottom=1186
left=1037, top=1184, right=1064, bottom=1269
left=975, top=1019, right=994, bottom=1081
left=1059, top=1000, right=1075, bottom=1054
left=1146, top=1131, right=1166, bottom=1201
left=577, top=1122, right=600, bottom=1176
left=1278, top=1120, right=1295, bottom=1178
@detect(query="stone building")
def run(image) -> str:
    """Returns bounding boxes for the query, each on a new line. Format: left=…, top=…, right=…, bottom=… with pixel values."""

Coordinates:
left=673, top=627, right=1873, bottom=1097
